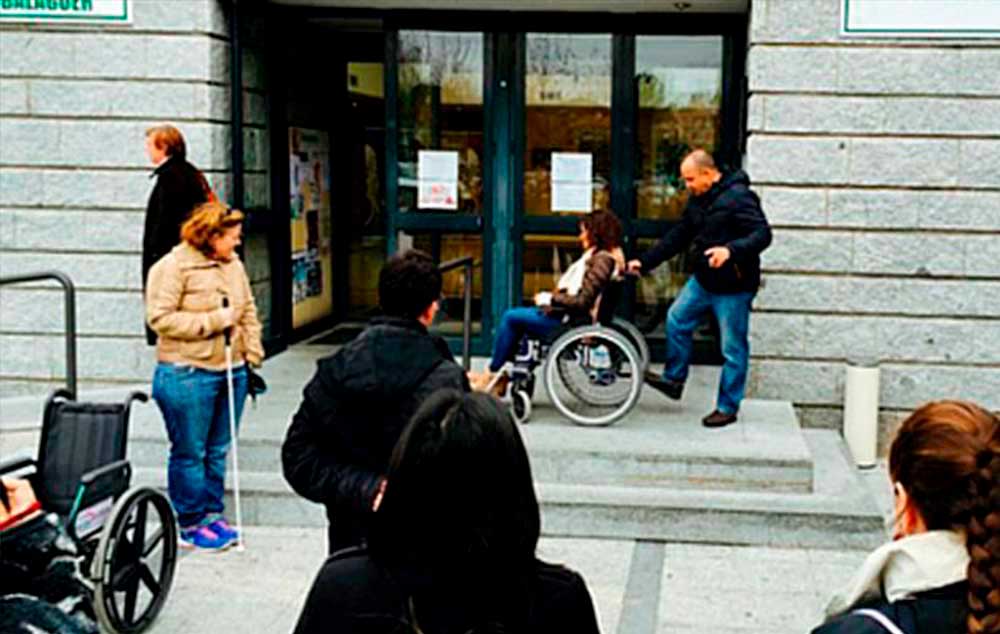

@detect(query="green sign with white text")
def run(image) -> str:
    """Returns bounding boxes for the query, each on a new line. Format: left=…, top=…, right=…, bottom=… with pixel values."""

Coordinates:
left=0, top=0, right=130, bottom=23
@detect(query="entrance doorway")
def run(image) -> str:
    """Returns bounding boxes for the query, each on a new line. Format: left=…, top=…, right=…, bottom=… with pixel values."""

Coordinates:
left=264, top=12, right=746, bottom=361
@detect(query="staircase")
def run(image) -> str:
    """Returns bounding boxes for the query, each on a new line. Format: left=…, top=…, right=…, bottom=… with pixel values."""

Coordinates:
left=2, top=349, right=886, bottom=550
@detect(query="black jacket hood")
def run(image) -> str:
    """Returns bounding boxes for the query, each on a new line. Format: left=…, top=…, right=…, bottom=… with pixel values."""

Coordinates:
left=324, top=316, right=455, bottom=400
left=698, top=169, right=751, bottom=205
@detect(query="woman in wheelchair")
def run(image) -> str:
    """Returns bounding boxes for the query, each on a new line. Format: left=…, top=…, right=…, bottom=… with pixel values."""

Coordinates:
left=470, top=210, right=625, bottom=395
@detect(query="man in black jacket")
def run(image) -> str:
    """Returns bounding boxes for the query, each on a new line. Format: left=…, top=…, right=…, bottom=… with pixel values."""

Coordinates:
left=627, top=150, right=771, bottom=428
left=282, top=250, right=469, bottom=554
left=141, top=124, right=211, bottom=345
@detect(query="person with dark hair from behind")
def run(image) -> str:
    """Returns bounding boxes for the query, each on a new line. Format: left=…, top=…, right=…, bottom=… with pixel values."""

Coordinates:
left=142, top=124, right=215, bottom=345
left=292, top=390, right=601, bottom=634
left=812, top=400, right=1000, bottom=634
left=282, top=249, right=470, bottom=554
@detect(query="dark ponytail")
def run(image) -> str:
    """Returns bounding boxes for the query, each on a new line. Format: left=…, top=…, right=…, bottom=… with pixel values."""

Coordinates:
left=966, top=446, right=1000, bottom=634
left=888, top=400, right=1000, bottom=634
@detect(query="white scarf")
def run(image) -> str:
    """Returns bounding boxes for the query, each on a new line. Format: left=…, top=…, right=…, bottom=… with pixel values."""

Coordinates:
left=556, top=248, right=594, bottom=297
left=824, top=530, right=969, bottom=622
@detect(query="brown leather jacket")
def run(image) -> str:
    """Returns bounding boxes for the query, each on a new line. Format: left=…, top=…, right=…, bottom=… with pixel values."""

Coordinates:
left=547, top=247, right=624, bottom=322
left=146, top=243, right=264, bottom=370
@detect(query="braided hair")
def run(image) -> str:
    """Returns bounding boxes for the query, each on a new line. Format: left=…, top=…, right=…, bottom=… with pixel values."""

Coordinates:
left=889, top=400, right=1000, bottom=634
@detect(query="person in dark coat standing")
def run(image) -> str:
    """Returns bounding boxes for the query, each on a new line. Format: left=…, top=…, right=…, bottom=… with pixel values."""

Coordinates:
left=812, top=400, right=1000, bottom=634
left=627, top=149, right=771, bottom=428
left=292, top=390, right=601, bottom=634
left=282, top=249, right=470, bottom=554
left=142, top=124, right=212, bottom=345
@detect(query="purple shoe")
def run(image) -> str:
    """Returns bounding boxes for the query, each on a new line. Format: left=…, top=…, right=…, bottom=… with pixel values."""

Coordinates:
left=204, top=515, right=239, bottom=546
left=179, top=525, right=230, bottom=552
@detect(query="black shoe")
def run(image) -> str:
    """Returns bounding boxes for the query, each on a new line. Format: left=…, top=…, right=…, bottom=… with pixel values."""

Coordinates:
left=643, top=371, right=683, bottom=400
left=702, top=409, right=738, bottom=428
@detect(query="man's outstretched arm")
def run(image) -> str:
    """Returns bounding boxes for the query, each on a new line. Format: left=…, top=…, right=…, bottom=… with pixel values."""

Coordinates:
left=628, top=212, right=695, bottom=275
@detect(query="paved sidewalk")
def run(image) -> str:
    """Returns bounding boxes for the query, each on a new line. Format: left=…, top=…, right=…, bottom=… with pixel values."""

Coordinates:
left=153, top=527, right=868, bottom=634
left=1, top=346, right=885, bottom=634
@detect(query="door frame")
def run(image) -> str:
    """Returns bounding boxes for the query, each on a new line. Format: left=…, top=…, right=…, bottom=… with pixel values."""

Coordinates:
left=257, top=6, right=748, bottom=357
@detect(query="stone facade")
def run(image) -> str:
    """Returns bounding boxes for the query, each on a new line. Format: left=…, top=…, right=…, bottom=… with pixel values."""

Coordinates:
left=0, top=0, right=232, bottom=396
left=746, top=0, right=1000, bottom=433
left=2, top=0, right=997, bottom=429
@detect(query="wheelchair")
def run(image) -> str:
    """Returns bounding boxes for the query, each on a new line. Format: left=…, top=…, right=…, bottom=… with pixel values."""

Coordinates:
left=0, top=389, right=178, bottom=634
left=503, top=280, right=650, bottom=427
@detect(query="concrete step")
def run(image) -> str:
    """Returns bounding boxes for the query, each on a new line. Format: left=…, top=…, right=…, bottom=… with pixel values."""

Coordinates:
left=519, top=395, right=812, bottom=493
left=126, top=404, right=813, bottom=494
left=131, top=431, right=885, bottom=550
left=536, top=430, right=886, bottom=550
left=124, top=371, right=815, bottom=494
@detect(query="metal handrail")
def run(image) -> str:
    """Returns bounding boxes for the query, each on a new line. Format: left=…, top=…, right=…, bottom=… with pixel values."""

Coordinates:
left=0, top=271, right=77, bottom=398
left=437, top=256, right=475, bottom=371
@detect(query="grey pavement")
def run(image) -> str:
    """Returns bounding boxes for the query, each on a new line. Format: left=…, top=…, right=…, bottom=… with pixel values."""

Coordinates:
left=153, top=528, right=868, bottom=634
left=1, top=343, right=888, bottom=634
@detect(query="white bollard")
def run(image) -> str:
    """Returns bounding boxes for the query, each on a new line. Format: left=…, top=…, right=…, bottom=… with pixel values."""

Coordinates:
left=844, top=362, right=880, bottom=469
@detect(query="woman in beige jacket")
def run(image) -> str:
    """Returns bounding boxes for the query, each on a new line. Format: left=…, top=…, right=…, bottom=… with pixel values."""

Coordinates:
left=146, top=201, right=263, bottom=551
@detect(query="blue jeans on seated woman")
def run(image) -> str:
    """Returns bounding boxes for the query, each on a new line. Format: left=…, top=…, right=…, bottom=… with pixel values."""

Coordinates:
left=489, top=307, right=563, bottom=372
left=152, top=362, right=248, bottom=528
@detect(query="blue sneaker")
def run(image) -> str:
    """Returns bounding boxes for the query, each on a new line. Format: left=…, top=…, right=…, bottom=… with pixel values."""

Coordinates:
left=179, top=525, right=230, bottom=552
left=203, top=515, right=239, bottom=546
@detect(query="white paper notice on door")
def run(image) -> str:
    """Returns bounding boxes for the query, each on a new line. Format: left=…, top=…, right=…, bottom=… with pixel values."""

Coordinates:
left=418, top=150, right=459, bottom=210
left=551, top=152, right=592, bottom=213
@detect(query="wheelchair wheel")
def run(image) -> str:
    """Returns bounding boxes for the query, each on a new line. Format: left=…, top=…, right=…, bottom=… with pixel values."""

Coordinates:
left=544, top=326, right=643, bottom=427
left=611, top=317, right=650, bottom=375
left=93, top=486, right=178, bottom=634
left=511, top=389, right=532, bottom=424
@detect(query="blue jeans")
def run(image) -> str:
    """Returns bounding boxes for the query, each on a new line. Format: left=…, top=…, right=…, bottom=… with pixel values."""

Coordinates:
left=662, top=277, right=755, bottom=415
left=490, top=307, right=563, bottom=372
left=152, top=363, right=248, bottom=528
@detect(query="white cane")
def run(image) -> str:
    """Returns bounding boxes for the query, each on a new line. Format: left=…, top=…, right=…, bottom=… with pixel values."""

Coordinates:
left=222, top=297, right=245, bottom=551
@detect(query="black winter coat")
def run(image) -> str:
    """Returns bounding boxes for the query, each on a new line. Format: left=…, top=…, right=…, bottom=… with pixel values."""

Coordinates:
left=281, top=318, right=469, bottom=553
left=292, top=548, right=601, bottom=634
left=141, top=156, right=210, bottom=344
left=639, top=169, right=772, bottom=294
left=812, top=582, right=967, bottom=634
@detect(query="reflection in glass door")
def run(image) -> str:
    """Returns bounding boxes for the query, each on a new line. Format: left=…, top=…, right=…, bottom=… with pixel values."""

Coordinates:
left=523, top=33, right=612, bottom=218
left=631, top=36, right=724, bottom=347
left=393, top=30, right=487, bottom=338
left=344, top=59, right=387, bottom=321
left=520, top=33, right=612, bottom=305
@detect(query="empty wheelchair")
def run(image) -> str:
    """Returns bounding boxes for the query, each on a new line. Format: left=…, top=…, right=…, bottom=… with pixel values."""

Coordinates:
left=1, top=390, right=177, bottom=634
left=0, top=271, right=177, bottom=634
left=506, top=280, right=649, bottom=427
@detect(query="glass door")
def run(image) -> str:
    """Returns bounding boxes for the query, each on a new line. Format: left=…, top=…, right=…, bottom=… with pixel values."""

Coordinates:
left=388, top=29, right=489, bottom=341
left=380, top=22, right=740, bottom=360
left=506, top=31, right=733, bottom=362
left=631, top=35, right=726, bottom=359
left=518, top=33, right=613, bottom=306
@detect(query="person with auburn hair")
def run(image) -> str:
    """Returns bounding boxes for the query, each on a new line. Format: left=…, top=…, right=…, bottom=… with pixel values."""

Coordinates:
left=146, top=201, right=263, bottom=551
left=291, top=389, right=600, bottom=634
left=469, top=210, right=626, bottom=395
left=142, top=124, right=214, bottom=345
left=813, top=400, right=1000, bottom=634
